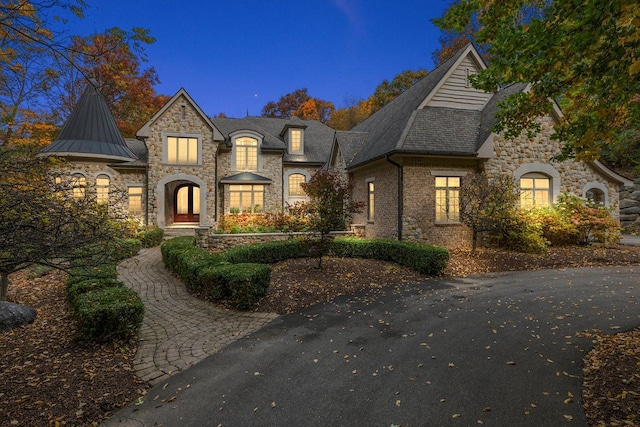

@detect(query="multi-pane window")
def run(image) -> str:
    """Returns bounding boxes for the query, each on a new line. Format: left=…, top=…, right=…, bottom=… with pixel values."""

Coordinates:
left=229, top=185, right=264, bottom=213
left=290, top=129, right=302, bottom=153
left=167, top=136, right=198, bottom=164
left=128, top=187, right=143, bottom=215
left=176, top=185, right=200, bottom=215
left=435, top=177, right=460, bottom=223
left=288, top=173, right=306, bottom=197
left=520, top=175, right=550, bottom=208
left=235, top=137, right=258, bottom=170
left=367, top=181, right=375, bottom=221
left=71, top=174, right=86, bottom=200
left=96, top=175, right=110, bottom=204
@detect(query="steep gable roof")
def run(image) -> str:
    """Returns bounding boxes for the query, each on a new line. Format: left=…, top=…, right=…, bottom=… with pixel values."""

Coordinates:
left=136, top=88, right=224, bottom=141
left=348, top=46, right=474, bottom=168
left=40, top=82, right=137, bottom=162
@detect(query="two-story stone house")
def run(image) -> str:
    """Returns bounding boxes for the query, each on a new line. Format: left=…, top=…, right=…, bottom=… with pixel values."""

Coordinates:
left=41, top=44, right=632, bottom=249
left=329, top=44, right=632, bottom=249
left=41, top=86, right=335, bottom=230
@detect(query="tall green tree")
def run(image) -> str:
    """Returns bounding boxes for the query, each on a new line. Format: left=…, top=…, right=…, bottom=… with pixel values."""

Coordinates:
left=370, top=69, right=427, bottom=109
left=435, top=0, right=640, bottom=161
left=0, top=145, right=130, bottom=301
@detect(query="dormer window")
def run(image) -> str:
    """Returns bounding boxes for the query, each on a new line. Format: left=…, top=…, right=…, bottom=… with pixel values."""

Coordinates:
left=235, top=136, right=259, bottom=171
left=289, top=128, right=303, bottom=154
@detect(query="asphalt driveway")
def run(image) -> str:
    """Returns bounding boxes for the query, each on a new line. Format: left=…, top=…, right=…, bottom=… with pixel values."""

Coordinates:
left=104, top=265, right=640, bottom=426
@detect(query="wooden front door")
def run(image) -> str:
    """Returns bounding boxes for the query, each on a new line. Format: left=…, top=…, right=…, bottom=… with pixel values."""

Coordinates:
left=174, top=184, right=200, bottom=222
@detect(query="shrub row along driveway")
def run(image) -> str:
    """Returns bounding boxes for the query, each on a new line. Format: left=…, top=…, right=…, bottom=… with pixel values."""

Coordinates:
left=116, top=247, right=277, bottom=385
left=105, top=264, right=640, bottom=426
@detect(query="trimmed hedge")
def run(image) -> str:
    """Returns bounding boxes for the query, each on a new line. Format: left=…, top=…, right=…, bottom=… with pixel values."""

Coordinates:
left=329, top=237, right=450, bottom=275
left=67, top=264, right=118, bottom=287
left=138, top=226, right=164, bottom=247
left=67, top=277, right=124, bottom=304
left=162, top=236, right=449, bottom=309
left=73, top=286, right=144, bottom=343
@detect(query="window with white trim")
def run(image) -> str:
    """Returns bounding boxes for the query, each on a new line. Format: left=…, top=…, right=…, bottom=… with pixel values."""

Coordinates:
left=229, top=185, right=264, bottom=213
left=167, top=136, right=198, bottom=164
left=96, top=174, right=110, bottom=204
left=235, top=137, right=258, bottom=171
left=435, top=176, right=460, bottom=223
left=520, top=174, right=550, bottom=208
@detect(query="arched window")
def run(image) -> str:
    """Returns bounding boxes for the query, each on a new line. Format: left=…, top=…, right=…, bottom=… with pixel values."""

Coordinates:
left=585, top=188, right=605, bottom=205
left=520, top=173, right=551, bottom=208
left=96, top=174, right=110, bottom=204
left=288, top=173, right=306, bottom=197
left=235, top=137, right=258, bottom=171
left=71, top=174, right=86, bottom=200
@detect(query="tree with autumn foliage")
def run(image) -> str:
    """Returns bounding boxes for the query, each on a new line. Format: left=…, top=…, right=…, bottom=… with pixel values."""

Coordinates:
left=299, top=170, right=364, bottom=269
left=54, top=28, right=169, bottom=138
left=435, top=0, right=640, bottom=161
left=261, top=88, right=335, bottom=123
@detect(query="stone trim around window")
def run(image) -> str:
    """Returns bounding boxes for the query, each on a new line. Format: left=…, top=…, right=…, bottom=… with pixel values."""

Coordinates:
left=513, top=162, right=561, bottom=205
left=284, top=169, right=311, bottom=204
left=582, top=181, right=609, bottom=206
left=230, top=131, right=263, bottom=172
left=161, top=132, right=202, bottom=166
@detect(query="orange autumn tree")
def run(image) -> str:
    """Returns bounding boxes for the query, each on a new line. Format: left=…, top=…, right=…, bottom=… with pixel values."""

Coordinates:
left=56, top=28, right=169, bottom=138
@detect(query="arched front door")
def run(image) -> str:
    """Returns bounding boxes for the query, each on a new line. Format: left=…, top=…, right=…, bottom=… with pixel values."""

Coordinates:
left=174, top=184, right=200, bottom=223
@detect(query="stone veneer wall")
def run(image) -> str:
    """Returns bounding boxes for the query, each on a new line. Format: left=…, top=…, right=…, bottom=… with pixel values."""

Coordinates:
left=619, top=179, right=640, bottom=227
left=217, top=150, right=284, bottom=215
left=196, top=228, right=354, bottom=251
left=61, top=160, right=146, bottom=221
left=145, top=95, right=217, bottom=227
left=484, top=115, right=621, bottom=212
left=351, top=162, right=399, bottom=240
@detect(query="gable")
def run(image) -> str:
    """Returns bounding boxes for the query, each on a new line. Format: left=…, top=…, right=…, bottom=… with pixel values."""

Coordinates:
left=423, top=51, right=493, bottom=111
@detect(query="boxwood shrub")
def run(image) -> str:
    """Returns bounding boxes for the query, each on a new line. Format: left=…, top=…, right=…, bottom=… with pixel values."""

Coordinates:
left=138, top=226, right=164, bottom=248
left=67, top=278, right=124, bottom=304
left=73, top=286, right=144, bottom=343
left=223, top=239, right=314, bottom=264
left=199, top=263, right=271, bottom=309
left=67, top=264, right=118, bottom=288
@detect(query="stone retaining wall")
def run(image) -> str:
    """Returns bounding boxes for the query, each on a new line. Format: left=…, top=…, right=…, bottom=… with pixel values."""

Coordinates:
left=196, top=228, right=355, bottom=251
left=619, top=179, right=640, bottom=227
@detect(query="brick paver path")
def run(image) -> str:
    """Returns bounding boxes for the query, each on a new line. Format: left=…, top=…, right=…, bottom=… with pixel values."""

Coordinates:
left=117, top=247, right=278, bottom=385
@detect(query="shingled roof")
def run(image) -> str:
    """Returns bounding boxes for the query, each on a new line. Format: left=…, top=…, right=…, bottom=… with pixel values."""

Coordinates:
left=212, top=116, right=335, bottom=164
left=40, top=81, right=137, bottom=162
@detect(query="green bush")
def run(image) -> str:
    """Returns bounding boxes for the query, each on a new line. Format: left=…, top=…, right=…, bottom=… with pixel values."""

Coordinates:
left=138, top=226, right=164, bottom=247
left=330, top=238, right=450, bottom=275
left=67, top=278, right=124, bottom=304
left=199, top=263, right=271, bottom=309
left=113, top=238, right=143, bottom=261
left=223, top=239, right=314, bottom=264
left=161, top=236, right=197, bottom=269
left=67, top=264, right=118, bottom=287
left=73, top=287, right=144, bottom=343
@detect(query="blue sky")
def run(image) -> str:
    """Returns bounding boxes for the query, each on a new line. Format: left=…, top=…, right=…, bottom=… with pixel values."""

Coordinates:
left=73, top=0, right=450, bottom=118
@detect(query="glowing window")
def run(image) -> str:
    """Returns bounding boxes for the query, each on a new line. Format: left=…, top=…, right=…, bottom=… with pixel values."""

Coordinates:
left=520, top=175, right=550, bottom=208
left=288, top=173, right=306, bottom=197
left=435, top=177, right=460, bottom=223
left=72, top=174, right=86, bottom=200
left=167, top=137, right=198, bottom=164
left=96, top=175, right=110, bottom=204
left=229, top=185, right=264, bottom=213
left=128, top=187, right=143, bottom=215
left=290, top=129, right=302, bottom=153
left=235, top=137, right=258, bottom=171
left=368, top=181, right=375, bottom=221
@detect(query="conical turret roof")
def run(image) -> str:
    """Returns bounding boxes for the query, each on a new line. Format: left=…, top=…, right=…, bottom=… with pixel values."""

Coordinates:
left=40, top=81, right=137, bottom=161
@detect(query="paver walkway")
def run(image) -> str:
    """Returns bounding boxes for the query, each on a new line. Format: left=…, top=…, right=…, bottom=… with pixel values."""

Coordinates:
left=117, top=247, right=278, bottom=385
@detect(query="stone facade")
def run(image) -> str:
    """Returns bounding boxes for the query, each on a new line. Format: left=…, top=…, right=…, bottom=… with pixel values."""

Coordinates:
left=484, top=115, right=621, bottom=213
left=144, top=94, right=218, bottom=228
left=619, top=179, right=640, bottom=226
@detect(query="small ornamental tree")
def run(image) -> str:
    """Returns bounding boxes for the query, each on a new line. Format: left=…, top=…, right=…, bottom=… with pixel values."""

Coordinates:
left=459, top=174, right=520, bottom=251
left=299, top=170, right=364, bottom=268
